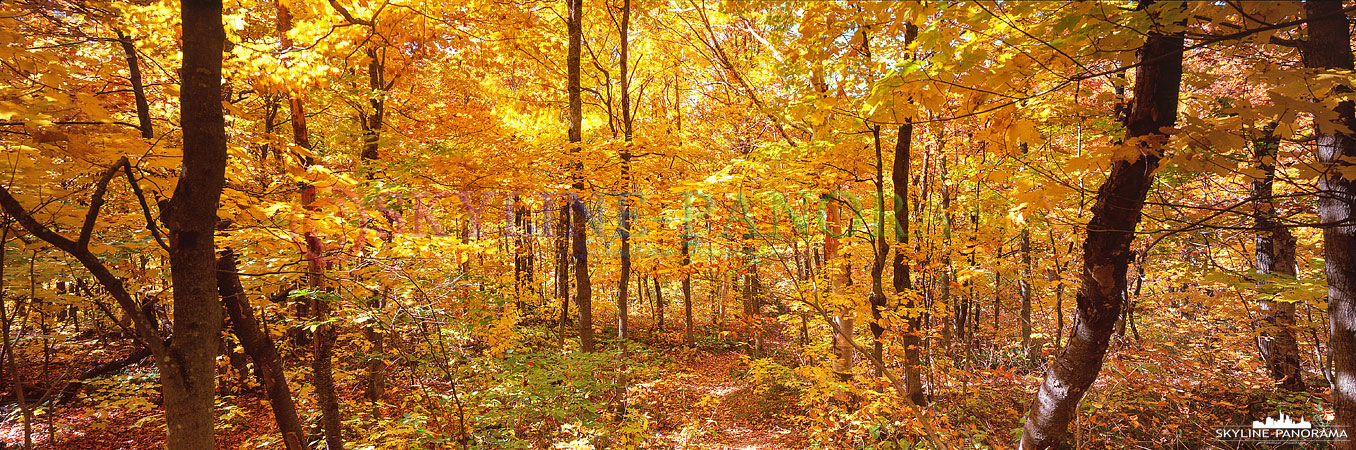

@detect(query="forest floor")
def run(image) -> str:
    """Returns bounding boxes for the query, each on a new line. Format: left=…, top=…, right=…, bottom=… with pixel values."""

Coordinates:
left=643, top=349, right=806, bottom=449
left=0, top=329, right=812, bottom=450
left=0, top=336, right=278, bottom=450
left=0, top=367, right=276, bottom=450
left=4, top=320, right=1325, bottom=449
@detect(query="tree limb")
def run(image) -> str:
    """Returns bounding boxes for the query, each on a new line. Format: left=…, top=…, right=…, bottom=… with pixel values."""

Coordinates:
left=327, top=0, right=374, bottom=26
left=123, top=162, right=170, bottom=251
left=0, top=173, right=169, bottom=363
left=78, top=157, right=129, bottom=249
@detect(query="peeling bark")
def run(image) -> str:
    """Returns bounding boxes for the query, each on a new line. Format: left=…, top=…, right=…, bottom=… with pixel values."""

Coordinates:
left=1020, top=4, right=1183, bottom=447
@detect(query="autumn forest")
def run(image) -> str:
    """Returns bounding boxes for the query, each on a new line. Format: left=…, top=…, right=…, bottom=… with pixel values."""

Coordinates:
left=2, top=0, right=1356, bottom=449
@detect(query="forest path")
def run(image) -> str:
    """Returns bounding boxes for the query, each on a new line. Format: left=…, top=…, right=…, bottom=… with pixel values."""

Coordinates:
left=641, top=348, right=805, bottom=449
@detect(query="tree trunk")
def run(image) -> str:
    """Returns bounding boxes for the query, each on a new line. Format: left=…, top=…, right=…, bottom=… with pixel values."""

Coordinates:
left=717, top=272, right=729, bottom=328
left=557, top=198, right=571, bottom=348
left=618, top=236, right=630, bottom=339
left=654, top=276, right=666, bottom=332
left=360, top=47, right=384, bottom=164
left=675, top=78, right=694, bottom=346
left=894, top=120, right=925, bottom=405
left=742, top=244, right=762, bottom=355
left=567, top=0, right=594, bottom=353
left=57, top=345, right=153, bottom=405
left=364, top=288, right=386, bottom=412
left=276, top=1, right=343, bottom=445
left=682, top=222, right=694, bottom=345
left=0, top=177, right=179, bottom=445
left=638, top=272, right=647, bottom=326
left=615, top=0, right=633, bottom=342
left=939, top=152, right=954, bottom=350
left=0, top=229, right=33, bottom=449
left=313, top=296, right=343, bottom=450
left=827, top=201, right=853, bottom=379
left=1051, top=231, right=1067, bottom=349
left=572, top=196, right=595, bottom=352
left=1020, top=5, right=1182, bottom=447
left=1302, top=1, right=1356, bottom=441
left=1020, top=225, right=1034, bottom=353
left=572, top=193, right=593, bottom=355
left=514, top=195, right=535, bottom=307
left=618, top=209, right=631, bottom=340
left=358, top=45, right=387, bottom=412
left=994, top=262, right=1002, bottom=333
left=754, top=266, right=764, bottom=353
left=869, top=124, right=889, bottom=377
left=161, top=1, right=229, bottom=446
left=1251, top=126, right=1306, bottom=392
left=276, top=1, right=312, bottom=347
left=114, top=29, right=153, bottom=139
left=966, top=182, right=980, bottom=350
left=217, top=250, right=307, bottom=450
left=1019, top=144, right=1035, bottom=355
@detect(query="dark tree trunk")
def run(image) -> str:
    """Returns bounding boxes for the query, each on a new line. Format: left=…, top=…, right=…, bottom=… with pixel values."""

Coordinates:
left=675, top=79, right=695, bottom=346
left=358, top=45, right=387, bottom=413
left=1020, top=228, right=1034, bottom=352
left=557, top=199, right=572, bottom=349
left=1020, top=143, right=1035, bottom=354
left=1050, top=232, right=1068, bottom=349
left=276, top=1, right=343, bottom=445
left=276, top=1, right=312, bottom=347
left=572, top=197, right=595, bottom=352
left=567, top=0, right=594, bottom=353
left=1251, top=127, right=1306, bottom=392
left=114, top=29, right=153, bottom=139
left=57, top=345, right=152, bottom=404
left=994, top=264, right=1002, bottom=333
left=0, top=176, right=176, bottom=444
left=313, top=293, right=343, bottom=450
left=363, top=288, right=386, bottom=413
left=618, top=225, right=630, bottom=340
left=966, top=184, right=980, bottom=350
left=870, top=124, right=889, bottom=378
left=939, top=154, right=954, bottom=349
left=653, top=276, right=665, bottom=331
left=217, top=251, right=307, bottom=450
left=514, top=195, right=535, bottom=306
left=360, top=47, right=384, bottom=164
left=615, top=0, right=633, bottom=342
left=638, top=272, right=647, bottom=326
left=1020, top=5, right=1183, bottom=448
left=161, top=1, right=229, bottom=446
left=682, top=220, right=694, bottom=345
left=894, top=120, right=925, bottom=406
left=742, top=244, right=763, bottom=356
left=1302, top=1, right=1356, bottom=442
left=886, top=22, right=921, bottom=401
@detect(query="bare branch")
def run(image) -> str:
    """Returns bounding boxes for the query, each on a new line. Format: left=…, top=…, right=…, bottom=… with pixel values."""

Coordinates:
left=78, top=157, right=129, bottom=249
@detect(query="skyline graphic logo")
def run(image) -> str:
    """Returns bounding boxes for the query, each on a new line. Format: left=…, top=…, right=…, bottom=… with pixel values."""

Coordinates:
left=1215, top=412, right=1348, bottom=445
left=1252, top=413, right=1313, bottom=430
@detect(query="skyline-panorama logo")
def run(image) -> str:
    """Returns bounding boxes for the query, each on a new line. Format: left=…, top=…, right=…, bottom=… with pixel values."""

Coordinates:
left=1252, top=413, right=1312, bottom=430
left=1215, top=413, right=1348, bottom=445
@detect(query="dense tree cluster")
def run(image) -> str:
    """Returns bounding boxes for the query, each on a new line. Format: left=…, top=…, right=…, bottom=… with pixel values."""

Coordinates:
left=0, top=1, right=1354, bottom=449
